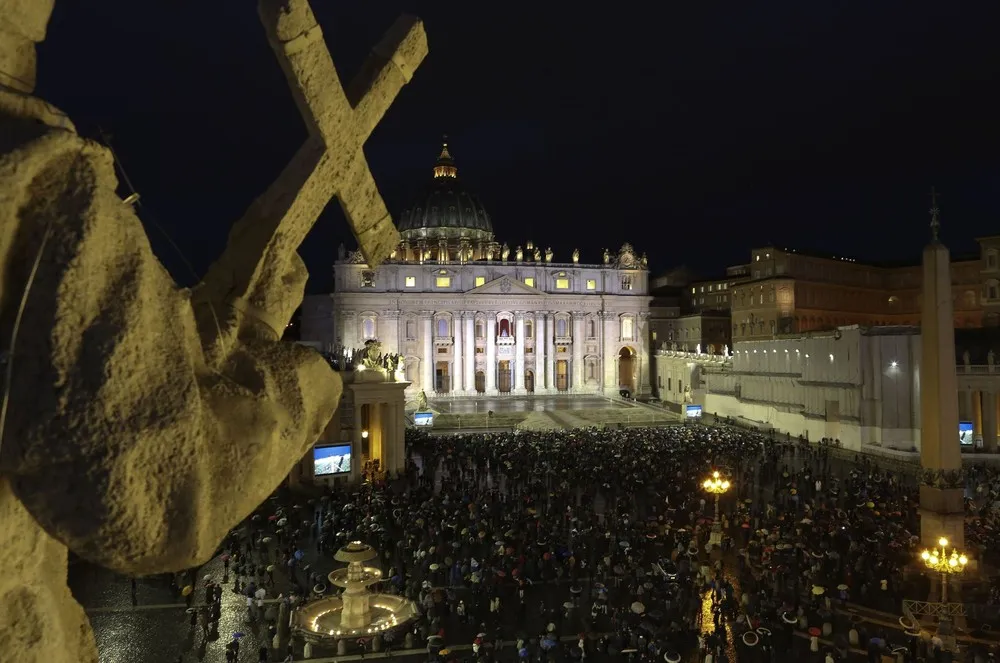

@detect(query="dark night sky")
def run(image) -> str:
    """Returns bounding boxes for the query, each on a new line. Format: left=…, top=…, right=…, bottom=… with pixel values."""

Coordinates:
left=36, top=1, right=1000, bottom=292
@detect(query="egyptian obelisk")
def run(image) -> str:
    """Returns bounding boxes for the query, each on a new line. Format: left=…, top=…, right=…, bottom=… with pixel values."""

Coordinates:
left=918, top=189, right=965, bottom=549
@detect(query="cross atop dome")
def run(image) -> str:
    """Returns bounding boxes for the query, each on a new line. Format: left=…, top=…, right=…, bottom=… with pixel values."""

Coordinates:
left=433, top=135, right=457, bottom=179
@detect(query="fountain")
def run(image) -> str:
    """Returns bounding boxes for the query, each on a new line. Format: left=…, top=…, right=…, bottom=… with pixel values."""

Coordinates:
left=291, top=541, right=419, bottom=641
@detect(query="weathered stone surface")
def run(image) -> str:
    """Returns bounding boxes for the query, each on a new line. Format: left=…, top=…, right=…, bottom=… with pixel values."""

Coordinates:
left=0, top=2, right=426, bottom=662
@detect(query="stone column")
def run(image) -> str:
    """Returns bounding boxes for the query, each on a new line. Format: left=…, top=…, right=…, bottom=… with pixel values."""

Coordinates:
left=973, top=390, right=984, bottom=445
left=486, top=314, right=497, bottom=395
left=602, top=311, right=617, bottom=392
left=421, top=312, right=434, bottom=395
left=546, top=313, right=555, bottom=391
left=535, top=311, right=547, bottom=393
left=987, top=393, right=999, bottom=453
left=572, top=311, right=585, bottom=391
left=341, top=309, right=357, bottom=354
left=464, top=313, right=475, bottom=394
left=382, top=310, right=400, bottom=355
left=514, top=312, right=526, bottom=393
left=453, top=313, right=463, bottom=393
left=637, top=312, right=652, bottom=396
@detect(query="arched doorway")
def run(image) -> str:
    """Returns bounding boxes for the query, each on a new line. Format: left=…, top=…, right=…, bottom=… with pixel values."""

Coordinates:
left=525, top=370, right=534, bottom=393
left=475, top=370, right=486, bottom=394
left=498, top=360, right=512, bottom=394
left=435, top=361, right=450, bottom=393
left=618, top=347, right=635, bottom=395
left=555, top=360, right=569, bottom=391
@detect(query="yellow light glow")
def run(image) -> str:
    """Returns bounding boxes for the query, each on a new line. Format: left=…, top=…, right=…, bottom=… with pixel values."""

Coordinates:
left=713, top=471, right=720, bottom=479
left=959, top=555, right=968, bottom=565
left=948, top=557, right=958, bottom=567
left=362, top=430, right=369, bottom=439
left=921, top=551, right=930, bottom=560
left=938, top=537, right=949, bottom=548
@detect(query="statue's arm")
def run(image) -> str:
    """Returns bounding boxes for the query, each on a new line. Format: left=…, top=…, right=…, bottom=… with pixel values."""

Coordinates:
left=0, top=132, right=341, bottom=575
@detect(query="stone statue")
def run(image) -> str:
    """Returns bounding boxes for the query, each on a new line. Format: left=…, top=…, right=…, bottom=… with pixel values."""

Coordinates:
left=572, top=249, right=580, bottom=263
left=696, top=343, right=702, bottom=355
left=990, top=350, right=996, bottom=370
left=963, top=350, right=971, bottom=367
left=641, top=253, right=648, bottom=268
left=501, top=243, right=510, bottom=261
left=603, top=248, right=611, bottom=264
left=0, top=2, right=427, bottom=662
left=359, top=339, right=383, bottom=370
left=545, top=247, right=553, bottom=263
left=724, top=344, right=731, bottom=357
left=338, top=243, right=347, bottom=260
left=516, top=246, right=524, bottom=262
left=533, top=247, right=541, bottom=262
left=417, top=390, right=429, bottom=410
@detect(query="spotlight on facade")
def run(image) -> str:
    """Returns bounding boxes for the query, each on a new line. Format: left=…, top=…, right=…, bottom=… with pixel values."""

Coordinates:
left=361, top=430, right=369, bottom=439
left=890, top=360, right=898, bottom=368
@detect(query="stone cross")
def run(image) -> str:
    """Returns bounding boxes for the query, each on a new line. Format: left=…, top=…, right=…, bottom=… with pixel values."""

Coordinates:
left=196, top=0, right=427, bottom=345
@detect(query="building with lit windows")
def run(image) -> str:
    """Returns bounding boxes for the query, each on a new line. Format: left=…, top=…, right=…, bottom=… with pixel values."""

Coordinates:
left=301, top=141, right=652, bottom=398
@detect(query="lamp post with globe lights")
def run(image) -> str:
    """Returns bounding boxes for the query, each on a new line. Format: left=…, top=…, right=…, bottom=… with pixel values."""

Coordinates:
left=920, top=537, right=968, bottom=604
left=703, top=470, right=730, bottom=546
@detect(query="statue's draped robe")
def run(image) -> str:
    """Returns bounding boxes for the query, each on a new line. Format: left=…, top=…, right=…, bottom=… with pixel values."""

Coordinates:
left=0, top=91, right=341, bottom=663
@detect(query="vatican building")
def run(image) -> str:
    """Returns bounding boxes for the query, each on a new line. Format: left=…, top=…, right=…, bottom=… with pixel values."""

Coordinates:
left=301, top=142, right=652, bottom=398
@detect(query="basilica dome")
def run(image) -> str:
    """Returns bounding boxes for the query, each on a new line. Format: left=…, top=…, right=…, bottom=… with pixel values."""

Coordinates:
left=396, top=141, right=494, bottom=242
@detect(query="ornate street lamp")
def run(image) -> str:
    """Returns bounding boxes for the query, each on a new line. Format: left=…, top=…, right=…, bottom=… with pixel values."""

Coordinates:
left=920, top=537, right=968, bottom=603
left=702, top=470, right=731, bottom=546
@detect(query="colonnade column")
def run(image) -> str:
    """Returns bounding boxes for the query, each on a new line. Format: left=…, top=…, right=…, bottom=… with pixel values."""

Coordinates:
left=535, top=311, right=547, bottom=394
left=637, top=312, right=652, bottom=396
left=973, top=390, right=983, bottom=444
left=420, top=312, right=434, bottom=395
left=514, top=312, right=526, bottom=393
left=983, top=391, right=997, bottom=452
left=464, top=313, right=475, bottom=395
left=601, top=311, right=616, bottom=392
left=545, top=313, right=555, bottom=392
left=452, top=313, right=463, bottom=393
left=486, top=313, right=497, bottom=395
left=571, top=311, right=584, bottom=391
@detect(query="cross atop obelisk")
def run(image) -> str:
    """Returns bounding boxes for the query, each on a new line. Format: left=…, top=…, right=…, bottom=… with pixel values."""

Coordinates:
left=194, top=0, right=428, bottom=351
left=929, top=186, right=941, bottom=242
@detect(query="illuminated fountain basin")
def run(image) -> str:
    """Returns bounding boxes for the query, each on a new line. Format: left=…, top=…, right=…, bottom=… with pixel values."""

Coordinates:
left=291, top=541, right=419, bottom=641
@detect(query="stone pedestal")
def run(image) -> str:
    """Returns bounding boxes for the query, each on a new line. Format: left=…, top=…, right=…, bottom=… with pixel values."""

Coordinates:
left=918, top=486, right=965, bottom=549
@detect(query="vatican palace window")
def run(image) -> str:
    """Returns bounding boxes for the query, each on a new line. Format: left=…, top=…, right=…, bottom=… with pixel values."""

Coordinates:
left=437, top=319, right=449, bottom=337
left=435, top=275, right=451, bottom=288
left=361, top=271, right=375, bottom=288
left=621, top=276, right=632, bottom=290
left=362, top=318, right=376, bottom=339
left=524, top=277, right=535, bottom=287
left=555, top=278, right=570, bottom=290
left=587, top=279, right=597, bottom=290
left=475, top=276, right=486, bottom=287
left=405, top=276, right=416, bottom=287
left=621, top=317, right=634, bottom=340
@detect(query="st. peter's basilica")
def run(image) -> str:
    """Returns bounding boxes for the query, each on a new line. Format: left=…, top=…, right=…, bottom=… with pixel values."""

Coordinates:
left=301, top=141, right=652, bottom=398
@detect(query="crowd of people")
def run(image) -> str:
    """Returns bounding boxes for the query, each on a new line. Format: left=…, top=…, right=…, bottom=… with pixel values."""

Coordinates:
left=188, top=423, right=1000, bottom=662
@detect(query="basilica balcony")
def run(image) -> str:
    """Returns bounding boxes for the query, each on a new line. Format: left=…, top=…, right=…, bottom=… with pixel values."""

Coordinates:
left=555, top=335, right=573, bottom=345
left=434, top=336, right=453, bottom=347
left=495, top=335, right=516, bottom=346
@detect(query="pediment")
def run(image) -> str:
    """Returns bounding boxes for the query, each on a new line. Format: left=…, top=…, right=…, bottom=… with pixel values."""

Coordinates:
left=467, top=276, right=541, bottom=296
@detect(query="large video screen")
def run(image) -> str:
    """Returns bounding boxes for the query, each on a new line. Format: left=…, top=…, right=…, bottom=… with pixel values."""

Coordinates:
left=314, top=444, right=351, bottom=476
left=959, top=421, right=974, bottom=446
left=685, top=404, right=703, bottom=419
left=413, top=412, right=434, bottom=426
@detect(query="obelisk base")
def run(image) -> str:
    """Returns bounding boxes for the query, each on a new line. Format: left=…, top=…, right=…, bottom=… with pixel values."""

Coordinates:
left=918, top=485, right=965, bottom=550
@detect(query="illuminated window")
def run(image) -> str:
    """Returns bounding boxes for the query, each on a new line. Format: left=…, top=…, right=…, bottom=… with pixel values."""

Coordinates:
left=524, top=277, right=535, bottom=287
left=475, top=276, right=485, bottom=287
left=361, top=271, right=375, bottom=288
left=435, top=276, right=451, bottom=288
left=437, top=318, right=449, bottom=337
left=555, top=278, right=570, bottom=290
left=556, top=319, right=567, bottom=336
left=691, top=287, right=696, bottom=294
left=362, top=318, right=376, bottom=339
left=622, top=317, right=634, bottom=339
left=587, top=279, right=597, bottom=290
left=405, top=276, right=416, bottom=287
left=622, top=276, right=633, bottom=290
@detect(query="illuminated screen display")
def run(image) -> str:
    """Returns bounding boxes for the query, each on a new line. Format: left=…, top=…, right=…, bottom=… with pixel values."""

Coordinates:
left=959, top=421, right=974, bottom=446
left=413, top=412, right=434, bottom=426
left=685, top=404, right=703, bottom=418
left=314, top=444, right=351, bottom=476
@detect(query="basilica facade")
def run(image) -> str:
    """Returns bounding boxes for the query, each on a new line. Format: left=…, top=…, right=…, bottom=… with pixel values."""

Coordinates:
left=301, top=142, right=652, bottom=398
